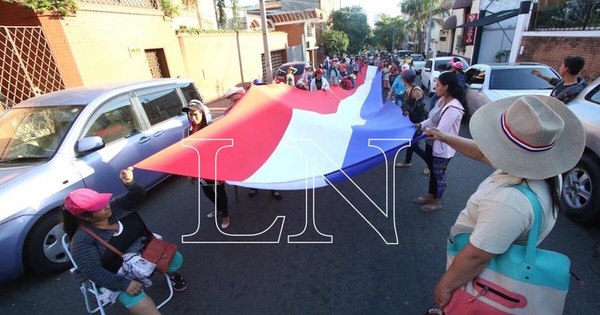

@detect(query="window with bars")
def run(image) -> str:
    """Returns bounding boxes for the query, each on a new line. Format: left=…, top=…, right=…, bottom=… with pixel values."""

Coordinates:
left=0, top=26, right=65, bottom=112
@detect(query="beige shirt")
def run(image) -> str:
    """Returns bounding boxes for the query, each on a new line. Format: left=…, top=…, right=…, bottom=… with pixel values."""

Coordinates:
left=450, top=170, right=557, bottom=254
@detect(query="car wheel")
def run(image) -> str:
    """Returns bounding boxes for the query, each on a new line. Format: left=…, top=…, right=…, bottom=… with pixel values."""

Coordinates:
left=24, top=210, right=70, bottom=274
left=561, top=153, right=600, bottom=223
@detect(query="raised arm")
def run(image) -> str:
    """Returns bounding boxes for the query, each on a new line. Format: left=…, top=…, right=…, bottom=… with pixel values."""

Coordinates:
left=424, top=127, right=491, bottom=165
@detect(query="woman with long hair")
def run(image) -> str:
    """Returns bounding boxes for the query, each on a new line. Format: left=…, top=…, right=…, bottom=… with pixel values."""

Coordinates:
left=412, top=71, right=465, bottom=211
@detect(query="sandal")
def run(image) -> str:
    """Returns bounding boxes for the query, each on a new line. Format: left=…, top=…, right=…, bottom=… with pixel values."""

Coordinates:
left=413, top=195, right=434, bottom=204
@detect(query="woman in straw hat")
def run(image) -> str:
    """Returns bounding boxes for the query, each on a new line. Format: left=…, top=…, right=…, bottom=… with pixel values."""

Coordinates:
left=424, top=95, right=585, bottom=309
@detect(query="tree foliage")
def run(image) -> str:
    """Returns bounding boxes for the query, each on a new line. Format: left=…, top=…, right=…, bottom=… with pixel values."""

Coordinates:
left=400, top=0, right=446, bottom=53
left=321, top=29, right=350, bottom=57
left=372, top=15, right=406, bottom=51
left=3, top=0, right=77, bottom=16
left=329, top=6, right=370, bottom=54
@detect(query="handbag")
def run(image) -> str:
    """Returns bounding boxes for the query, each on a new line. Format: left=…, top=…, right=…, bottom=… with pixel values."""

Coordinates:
left=80, top=225, right=157, bottom=277
left=142, top=237, right=177, bottom=274
left=443, top=184, right=570, bottom=315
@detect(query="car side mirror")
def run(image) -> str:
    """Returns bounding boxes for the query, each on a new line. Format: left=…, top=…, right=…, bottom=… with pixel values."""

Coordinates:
left=468, top=83, right=483, bottom=90
left=76, top=136, right=105, bottom=156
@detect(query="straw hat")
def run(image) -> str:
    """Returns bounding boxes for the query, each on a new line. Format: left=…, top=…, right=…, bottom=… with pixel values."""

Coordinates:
left=470, top=95, right=584, bottom=180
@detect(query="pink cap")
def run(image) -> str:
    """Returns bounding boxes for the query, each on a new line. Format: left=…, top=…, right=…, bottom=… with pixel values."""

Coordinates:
left=452, top=61, right=463, bottom=70
left=64, top=188, right=112, bottom=216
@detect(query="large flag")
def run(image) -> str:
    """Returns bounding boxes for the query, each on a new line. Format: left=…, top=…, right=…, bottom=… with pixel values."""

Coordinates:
left=135, top=65, right=416, bottom=190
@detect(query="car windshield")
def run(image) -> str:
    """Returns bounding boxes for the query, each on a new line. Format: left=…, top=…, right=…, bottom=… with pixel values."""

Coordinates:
left=489, top=68, right=559, bottom=90
left=0, top=106, right=83, bottom=164
left=411, top=54, right=425, bottom=61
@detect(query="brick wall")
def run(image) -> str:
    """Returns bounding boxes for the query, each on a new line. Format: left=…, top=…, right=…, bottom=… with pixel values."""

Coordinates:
left=178, top=31, right=288, bottom=101
left=0, top=3, right=40, bottom=26
left=518, top=36, right=600, bottom=83
left=276, top=23, right=305, bottom=46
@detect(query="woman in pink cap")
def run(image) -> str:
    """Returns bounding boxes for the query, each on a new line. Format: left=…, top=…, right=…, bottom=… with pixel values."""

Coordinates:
left=62, top=167, right=187, bottom=315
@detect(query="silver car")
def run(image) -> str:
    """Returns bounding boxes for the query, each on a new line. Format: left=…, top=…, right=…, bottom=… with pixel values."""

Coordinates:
left=464, top=63, right=560, bottom=116
left=0, top=79, right=199, bottom=282
left=561, top=77, right=600, bottom=223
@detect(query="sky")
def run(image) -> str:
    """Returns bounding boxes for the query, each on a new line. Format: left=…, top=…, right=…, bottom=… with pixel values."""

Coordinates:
left=238, top=0, right=403, bottom=26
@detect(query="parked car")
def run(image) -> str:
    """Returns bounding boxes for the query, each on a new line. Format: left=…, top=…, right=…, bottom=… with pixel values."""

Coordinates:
left=0, top=79, right=199, bottom=282
left=561, top=77, right=600, bottom=223
left=464, top=63, right=560, bottom=116
left=274, top=61, right=307, bottom=84
left=420, top=56, right=469, bottom=95
left=409, top=54, right=426, bottom=74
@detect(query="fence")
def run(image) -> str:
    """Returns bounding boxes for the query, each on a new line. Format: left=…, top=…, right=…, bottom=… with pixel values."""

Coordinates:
left=0, top=26, right=65, bottom=111
left=532, top=1, right=600, bottom=30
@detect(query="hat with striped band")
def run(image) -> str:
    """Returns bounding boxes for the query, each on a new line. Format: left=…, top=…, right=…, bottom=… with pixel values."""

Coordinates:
left=469, top=95, right=584, bottom=180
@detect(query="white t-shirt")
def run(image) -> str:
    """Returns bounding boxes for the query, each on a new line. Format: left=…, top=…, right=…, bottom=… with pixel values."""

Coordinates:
left=450, top=170, right=557, bottom=254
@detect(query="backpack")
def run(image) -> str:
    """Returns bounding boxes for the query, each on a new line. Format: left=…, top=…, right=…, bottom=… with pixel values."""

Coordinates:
left=404, top=86, right=427, bottom=123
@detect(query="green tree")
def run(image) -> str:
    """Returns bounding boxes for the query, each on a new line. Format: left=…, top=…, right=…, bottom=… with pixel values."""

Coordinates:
left=400, top=0, right=446, bottom=53
left=329, top=6, right=370, bottom=54
left=231, top=0, right=241, bottom=30
left=372, top=15, right=406, bottom=51
left=321, top=29, right=350, bottom=57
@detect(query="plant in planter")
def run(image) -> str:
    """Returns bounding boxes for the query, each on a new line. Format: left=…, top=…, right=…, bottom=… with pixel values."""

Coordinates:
left=495, top=50, right=507, bottom=62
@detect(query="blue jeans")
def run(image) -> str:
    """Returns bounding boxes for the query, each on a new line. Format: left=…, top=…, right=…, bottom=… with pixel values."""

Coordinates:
left=414, top=143, right=451, bottom=199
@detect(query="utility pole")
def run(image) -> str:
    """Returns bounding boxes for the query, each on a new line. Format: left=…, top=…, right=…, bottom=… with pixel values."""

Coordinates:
left=260, top=0, right=273, bottom=83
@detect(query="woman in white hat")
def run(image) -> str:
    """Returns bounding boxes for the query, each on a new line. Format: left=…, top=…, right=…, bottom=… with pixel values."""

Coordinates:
left=425, top=95, right=585, bottom=309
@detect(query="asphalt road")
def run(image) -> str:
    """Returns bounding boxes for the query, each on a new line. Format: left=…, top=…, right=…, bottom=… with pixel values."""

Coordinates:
left=1, top=86, right=599, bottom=314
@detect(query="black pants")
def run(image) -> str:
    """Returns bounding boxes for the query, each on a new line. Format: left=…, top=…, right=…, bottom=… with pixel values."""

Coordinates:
left=201, top=182, right=228, bottom=217
left=404, top=129, right=425, bottom=164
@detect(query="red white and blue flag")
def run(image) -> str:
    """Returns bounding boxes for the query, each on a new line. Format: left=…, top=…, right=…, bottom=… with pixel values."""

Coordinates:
left=136, top=66, right=416, bottom=190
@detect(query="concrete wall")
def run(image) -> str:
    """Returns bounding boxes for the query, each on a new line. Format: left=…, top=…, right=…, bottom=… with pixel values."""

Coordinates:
left=178, top=31, right=288, bottom=101
left=519, top=36, right=600, bottom=82
left=58, top=5, right=187, bottom=86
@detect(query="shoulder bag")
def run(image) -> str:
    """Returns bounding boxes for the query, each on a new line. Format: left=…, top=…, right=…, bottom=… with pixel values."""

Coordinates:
left=81, top=225, right=177, bottom=274
left=443, top=184, right=570, bottom=315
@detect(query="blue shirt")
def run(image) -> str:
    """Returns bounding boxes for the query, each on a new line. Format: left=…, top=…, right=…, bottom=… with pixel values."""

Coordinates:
left=391, top=76, right=406, bottom=95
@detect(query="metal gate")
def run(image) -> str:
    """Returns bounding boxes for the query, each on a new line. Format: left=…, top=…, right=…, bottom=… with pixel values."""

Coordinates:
left=0, top=26, right=65, bottom=112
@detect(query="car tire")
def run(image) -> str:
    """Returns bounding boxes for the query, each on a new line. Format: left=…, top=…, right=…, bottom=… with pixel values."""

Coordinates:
left=24, top=210, right=70, bottom=274
left=561, top=153, right=600, bottom=224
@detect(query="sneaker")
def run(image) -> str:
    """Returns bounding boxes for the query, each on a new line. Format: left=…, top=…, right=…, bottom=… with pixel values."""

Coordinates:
left=422, top=167, right=430, bottom=175
left=271, top=190, right=282, bottom=200
left=420, top=201, right=442, bottom=212
left=169, top=273, right=188, bottom=292
left=395, top=162, right=412, bottom=168
left=221, top=217, right=230, bottom=229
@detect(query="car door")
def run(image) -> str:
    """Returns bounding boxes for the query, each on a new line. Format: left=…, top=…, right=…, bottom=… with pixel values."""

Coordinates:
left=133, top=85, right=188, bottom=172
left=422, top=59, right=433, bottom=89
left=73, top=93, right=158, bottom=195
left=465, top=65, right=489, bottom=114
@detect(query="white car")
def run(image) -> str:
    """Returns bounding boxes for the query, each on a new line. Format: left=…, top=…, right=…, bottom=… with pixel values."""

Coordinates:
left=420, top=56, right=469, bottom=95
left=409, top=54, right=426, bottom=74
left=561, top=77, right=600, bottom=223
left=464, top=63, right=560, bottom=116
